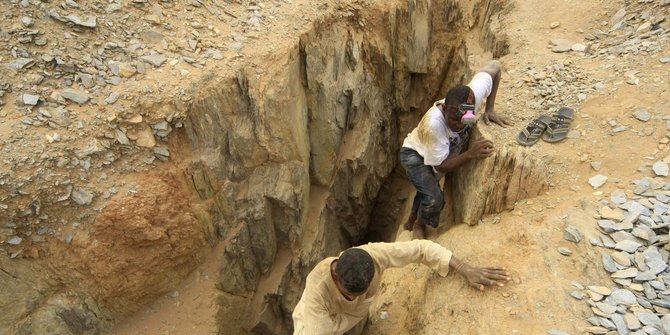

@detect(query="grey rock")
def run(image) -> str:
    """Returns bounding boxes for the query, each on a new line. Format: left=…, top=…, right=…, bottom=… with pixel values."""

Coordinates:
left=78, top=73, right=94, bottom=88
left=602, top=253, right=619, bottom=272
left=661, top=315, right=670, bottom=334
left=551, top=39, right=573, bottom=53
left=633, top=109, right=651, bottom=122
left=7, top=236, right=23, bottom=245
left=660, top=57, right=670, bottom=64
left=596, top=302, right=617, bottom=314
left=21, top=16, right=34, bottom=27
left=548, top=330, right=569, bottom=335
left=624, top=313, right=641, bottom=330
left=612, top=267, right=639, bottom=279
left=564, top=226, right=584, bottom=243
left=115, top=129, right=130, bottom=145
left=634, top=271, right=657, bottom=282
left=611, top=189, right=627, bottom=204
left=571, top=281, right=585, bottom=290
left=636, top=311, right=661, bottom=327
left=590, top=175, right=608, bottom=189
left=649, top=280, right=666, bottom=291
left=613, top=125, right=628, bottom=133
left=598, top=317, right=616, bottom=330
left=22, top=94, right=39, bottom=106
left=611, top=313, right=630, bottom=335
left=50, top=11, right=97, bottom=28
left=61, top=89, right=90, bottom=104
left=105, top=92, right=120, bottom=105
left=615, top=240, right=642, bottom=253
left=591, top=161, right=603, bottom=171
left=75, top=140, right=106, bottom=159
left=653, top=162, right=669, bottom=177
left=643, top=282, right=658, bottom=300
left=607, top=288, right=638, bottom=305
left=587, top=317, right=601, bottom=326
left=141, top=54, right=167, bottom=67
left=601, top=234, right=616, bottom=248
left=647, top=260, right=668, bottom=275
left=595, top=82, right=606, bottom=92
left=71, top=188, right=93, bottom=205
left=570, top=291, right=585, bottom=300
left=572, top=43, right=587, bottom=52
left=598, top=219, right=617, bottom=233
left=7, top=57, right=35, bottom=70
left=558, top=247, right=572, bottom=256
left=590, top=237, right=603, bottom=246
left=642, top=326, right=664, bottom=335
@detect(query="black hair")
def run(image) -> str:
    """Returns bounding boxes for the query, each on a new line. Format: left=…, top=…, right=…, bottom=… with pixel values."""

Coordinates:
left=444, top=85, right=473, bottom=106
left=335, top=248, right=375, bottom=294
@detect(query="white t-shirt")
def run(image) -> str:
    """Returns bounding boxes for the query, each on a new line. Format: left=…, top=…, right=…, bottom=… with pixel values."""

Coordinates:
left=402, top=72, right=493, bottom=166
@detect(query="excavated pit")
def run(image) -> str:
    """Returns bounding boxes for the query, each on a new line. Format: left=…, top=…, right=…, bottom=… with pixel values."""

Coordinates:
left=1, top=1, right=550, bottom=335
left=175, top=1, right=547, bottom=334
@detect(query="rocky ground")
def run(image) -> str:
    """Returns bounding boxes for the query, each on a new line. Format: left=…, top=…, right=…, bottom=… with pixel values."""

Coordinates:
left=1, top=0, right=670, bottom=334
left=0, top=0, right=327, bottom=258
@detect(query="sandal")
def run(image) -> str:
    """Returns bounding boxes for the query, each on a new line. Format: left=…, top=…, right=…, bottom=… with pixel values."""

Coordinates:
left=542, top=107, right=575, bottom=143
left=517, top=115, right=551, bottom=146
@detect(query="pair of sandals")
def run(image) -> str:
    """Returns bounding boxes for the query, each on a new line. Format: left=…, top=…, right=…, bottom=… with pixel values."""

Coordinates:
left=517, top=107, right=574, bottom=146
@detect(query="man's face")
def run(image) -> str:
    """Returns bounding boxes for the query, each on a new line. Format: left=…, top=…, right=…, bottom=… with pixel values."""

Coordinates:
left=444, top=105, right=467, bottom=132
left=333, top=274, right=367, bottom=301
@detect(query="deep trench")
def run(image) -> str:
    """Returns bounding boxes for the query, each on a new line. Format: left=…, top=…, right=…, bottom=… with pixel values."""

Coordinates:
left=172, top=1, right=544, bottom=334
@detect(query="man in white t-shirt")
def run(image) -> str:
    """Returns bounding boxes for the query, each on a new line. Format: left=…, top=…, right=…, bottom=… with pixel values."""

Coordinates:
left=400, top=60, right=511, bottom=238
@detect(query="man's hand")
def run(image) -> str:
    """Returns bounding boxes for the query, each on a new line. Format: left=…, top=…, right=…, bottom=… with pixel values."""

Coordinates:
left=482, top=111, right=512, bottom=127
left=466, top=139, right=494, bottom=160
left=461, top=265, right=509, bottom=291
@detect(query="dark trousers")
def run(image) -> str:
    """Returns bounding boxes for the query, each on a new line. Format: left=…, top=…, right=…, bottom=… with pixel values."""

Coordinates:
left=399, top=147, right=444, bottom=228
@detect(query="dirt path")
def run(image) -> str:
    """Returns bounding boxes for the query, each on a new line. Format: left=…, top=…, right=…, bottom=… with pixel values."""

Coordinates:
left=106, top=0, right=670, bottom=333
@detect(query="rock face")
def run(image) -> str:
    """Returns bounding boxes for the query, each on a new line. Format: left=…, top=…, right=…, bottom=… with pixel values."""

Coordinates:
left=180, top=0, right=542, bottom=334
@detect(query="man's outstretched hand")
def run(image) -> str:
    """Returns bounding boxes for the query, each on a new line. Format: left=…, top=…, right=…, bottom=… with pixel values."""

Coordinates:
left=482, top=111, right=512, bottom=127
left=461, top=266, right=510, bottom=291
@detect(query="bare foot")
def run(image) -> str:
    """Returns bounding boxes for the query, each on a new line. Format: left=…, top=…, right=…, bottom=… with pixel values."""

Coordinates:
left=411, top=220, right=425, bottom=240
left=404, top=213, right=417, bottom=231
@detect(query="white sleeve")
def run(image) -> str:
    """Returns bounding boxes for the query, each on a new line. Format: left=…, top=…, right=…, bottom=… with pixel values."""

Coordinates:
left=467, top=72, right=493, bottom=112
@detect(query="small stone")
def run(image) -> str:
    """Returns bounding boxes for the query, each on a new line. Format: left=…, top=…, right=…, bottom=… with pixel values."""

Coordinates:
left=588, top=286, right=612, bottom=296
left=571, top=281, right=584, bottom=290
left=624, top=313, right=641, bottom=330
left=21, top=16, right=34, bottom=27
left=612, top=125, right=627, bottom=133
left=652, top=162, right=669, bottom=177
left=612, top=267, right=638, bottom=279
left=550, top=22, right=560, bottom=29
left=558, top=247, right=572, bottom=256
left=611, top=189, right=627, bottom=204
left=145, top=14, right=162, bottom=24
left=61, top=89, right=90, bottom=104
left=607, top=288, right=637, bottom=305
left=564, top=226, right=584, bottom=243
left=22, top=94, right=39, bottom=106
left=591, top=161, right=603, bottom=171
left=595, top=82, right=606, bottom=92
left=548, top=330, right=569, bottom=335
left=611, top=252, right=632, bottom=267
left=660, top=57, right=670, bottom=64
left=6, top=236, right=23, bottom=245
left=595, top=302, right=617, bottom=314
left=71, top=187, right=93, bottom=205
left=588, top=290, right=604, bottom=302
left=570, top=291, right=585, bottom=300
left=602, top=253, right=619, bottom=272
left=551, top=38, right=573, bottom=53
left=590, top=175, right=608, bottom=189
left=572, top=43, right=587, bottom=52
left=636, top=311, right=661, bottom=327
left=141, top=54, right=167, bottom=67
left=615, top=240, right=642, bottom=253
left=105, top=92, right=120, bottom=105
left=634, top=109, right=651, bottom=122
left=601, top=207, right=625, bottom=221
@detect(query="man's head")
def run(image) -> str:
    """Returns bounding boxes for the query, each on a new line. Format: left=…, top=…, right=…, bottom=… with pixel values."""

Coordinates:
left=443, top=85, right=475, bottom=132
left=334, top=248, right=375, bottom=300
